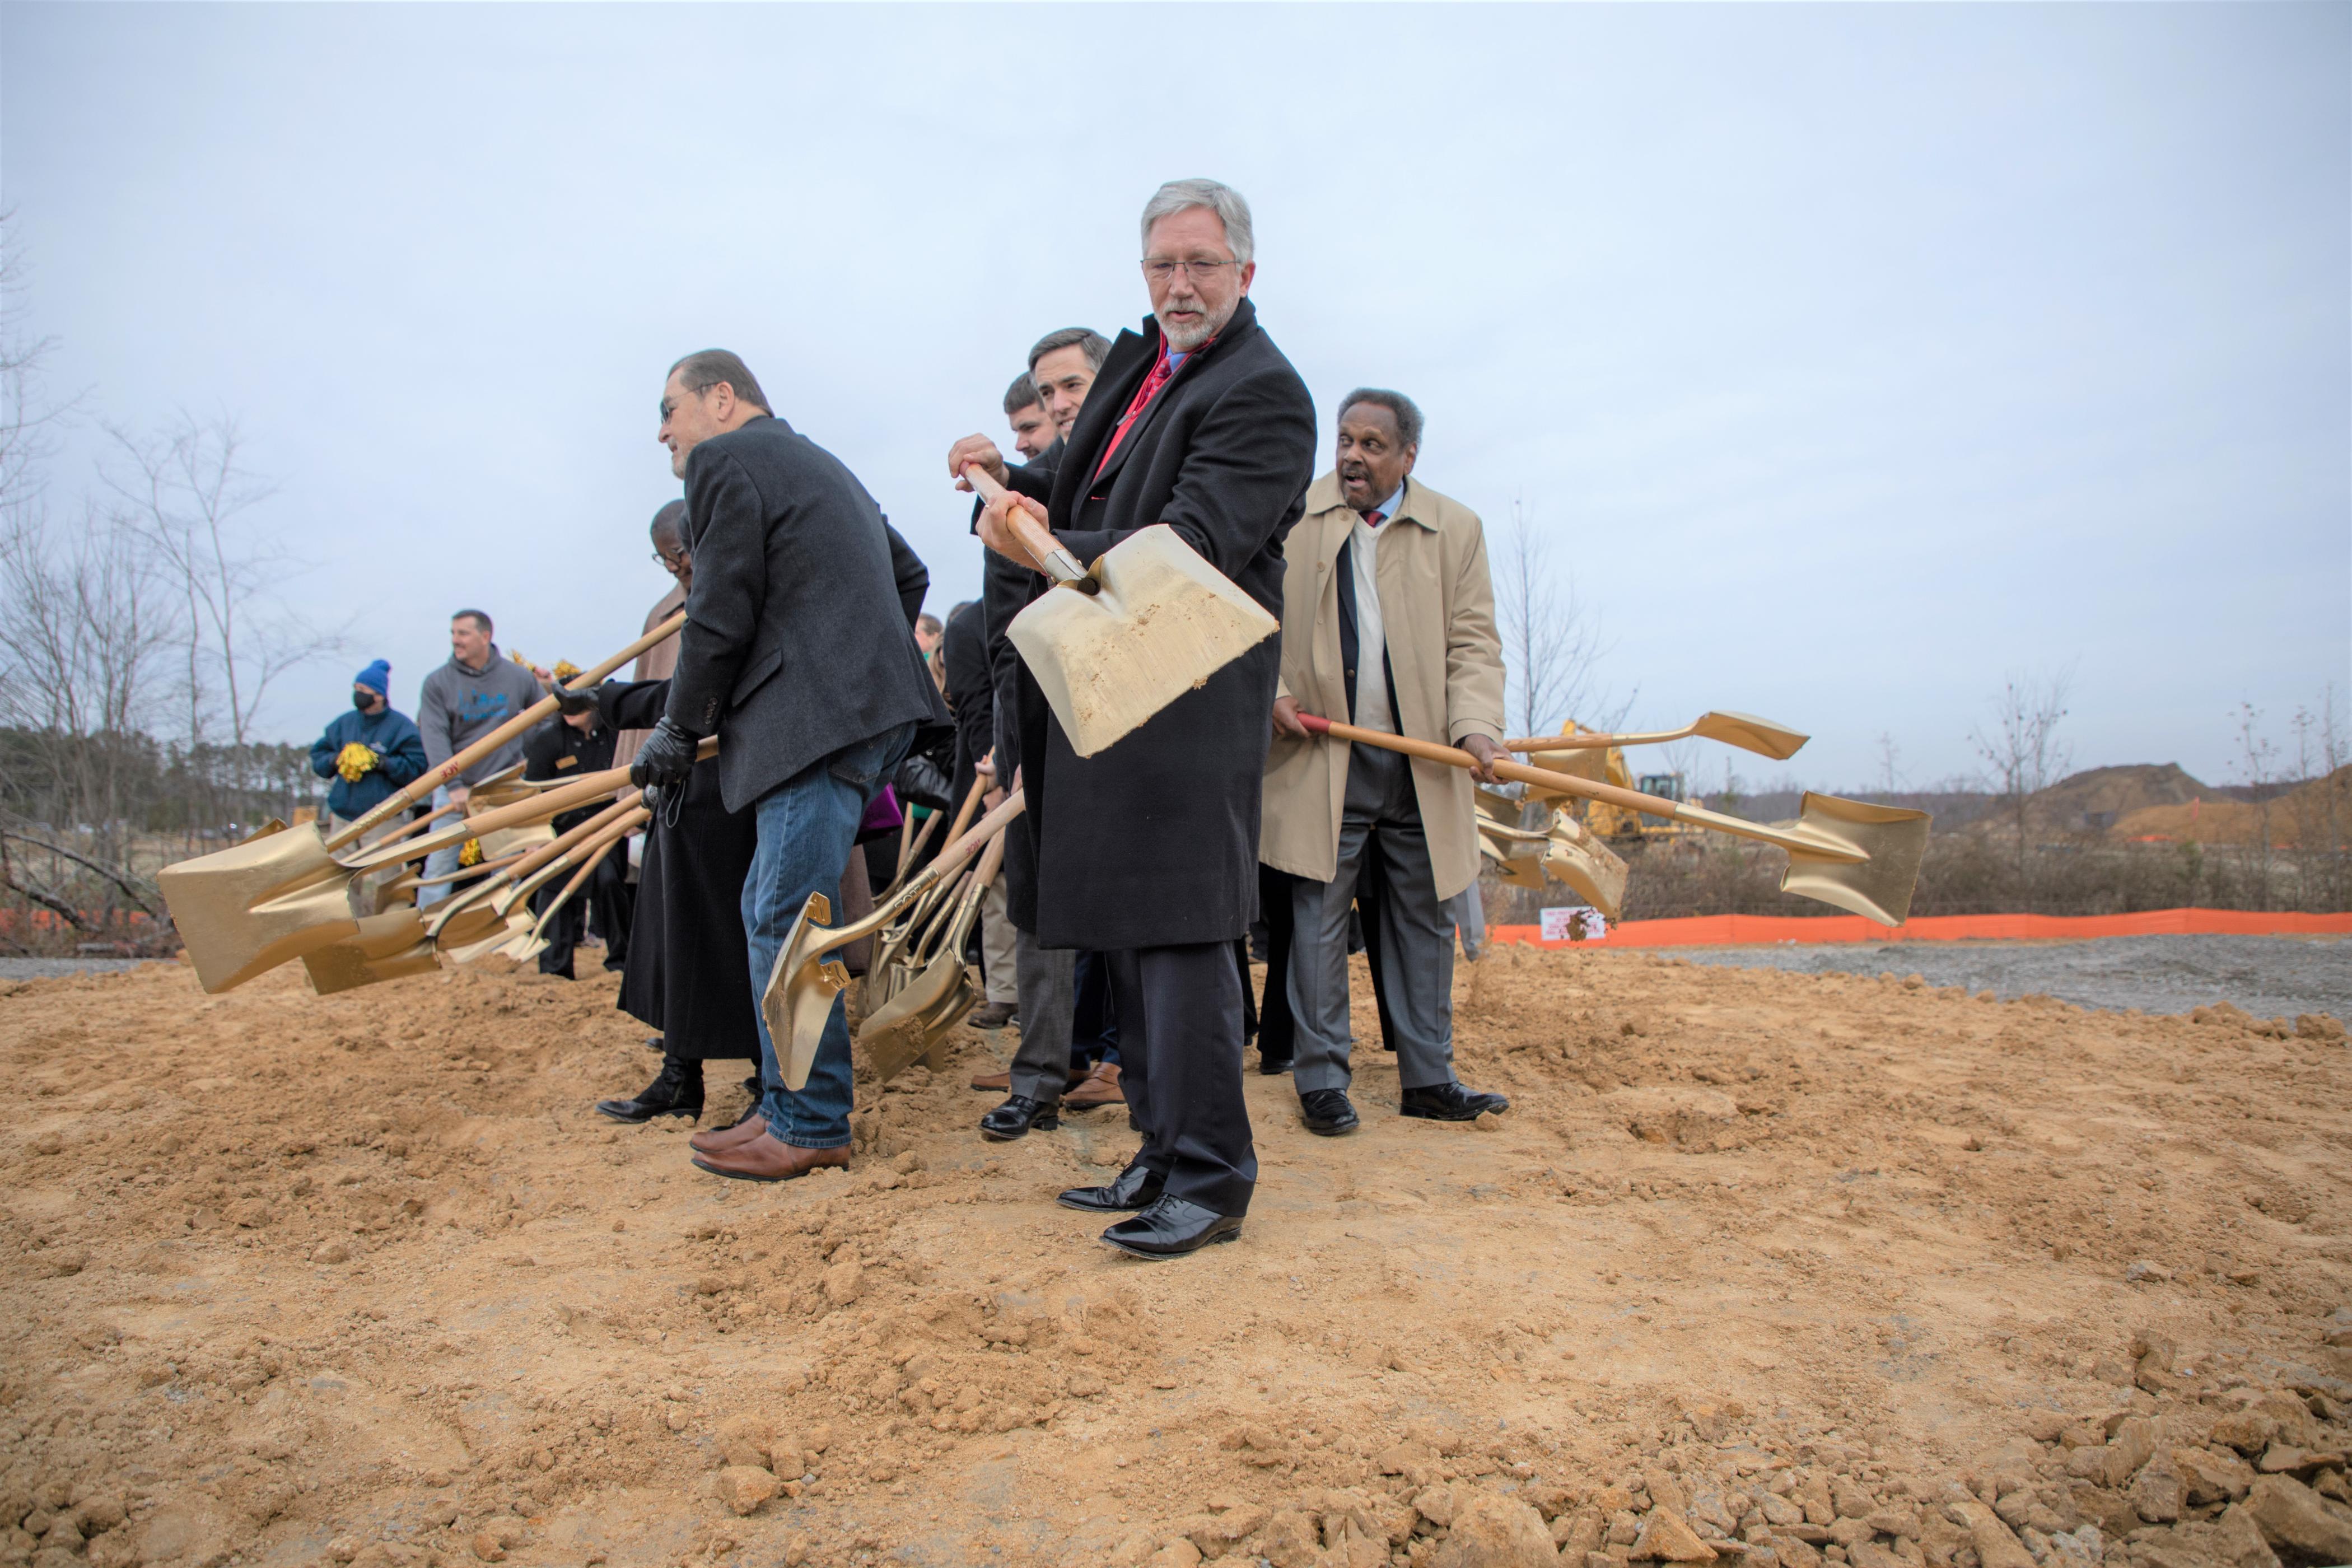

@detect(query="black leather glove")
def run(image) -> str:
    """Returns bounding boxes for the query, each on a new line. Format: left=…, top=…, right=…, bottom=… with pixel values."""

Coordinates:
left=629, top=717, right=701, bottom=790
left=549, top=680, right=600, bottom=717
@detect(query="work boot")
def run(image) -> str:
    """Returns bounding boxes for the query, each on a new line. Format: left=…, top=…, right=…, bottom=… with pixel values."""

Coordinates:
left=1062, top=1062, right=1125, bottom=1110
left=966, top=1000, right=1017, bottom=1031
left=596, top=1055, right=703, bottom=1124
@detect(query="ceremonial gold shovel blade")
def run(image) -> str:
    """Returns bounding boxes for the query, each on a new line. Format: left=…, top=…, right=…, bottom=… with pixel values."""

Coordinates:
left=856, top=829, right=1007, bottom=1085
left=967, top=468, right=1277, bottom=759
left=761, top=792, right=1026, bottom=1092
left=1506, top=710, right=1810, bottom=762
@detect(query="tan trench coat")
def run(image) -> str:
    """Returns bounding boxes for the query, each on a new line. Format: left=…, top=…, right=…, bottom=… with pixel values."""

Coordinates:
left=1260, top=472, right=1505, bottom=901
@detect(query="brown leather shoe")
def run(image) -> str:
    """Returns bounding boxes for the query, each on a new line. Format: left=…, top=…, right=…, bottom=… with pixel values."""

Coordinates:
left=689, top=1112, right=769, bottom=1155
left=1063, top=1061, right=1125, bottom=1110
left=969, top=1069, right=1012, bottom=1092
left=691, top=1132, right=850, bottom=1183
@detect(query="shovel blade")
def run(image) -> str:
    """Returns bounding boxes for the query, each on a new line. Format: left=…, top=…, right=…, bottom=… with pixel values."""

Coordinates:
left=1690, top=711, right=1810, bottom=761
left=1778, top=792, right=1931, bottom=926
left=1007, top=524, right=1277, bottom=758
left=1541, top=812, right=1630, bottom=920
left=158, top=822, right=361, bottom=993
left=302, top=909, right=438, bottom=995
left=760, top=892, right=854, bottom=1093
left=433, top=899, right=513, bottom=954
left=857, top=950, right=972, bottom=1085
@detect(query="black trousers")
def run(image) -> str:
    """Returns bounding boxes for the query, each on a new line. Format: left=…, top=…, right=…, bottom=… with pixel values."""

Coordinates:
left=1105, top=942, right=1256, bottom=1218
left=533, top=852, right=632, bottom=981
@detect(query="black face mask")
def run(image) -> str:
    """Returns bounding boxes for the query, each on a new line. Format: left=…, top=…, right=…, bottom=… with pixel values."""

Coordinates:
left=352, top=692, right=377, bottom=711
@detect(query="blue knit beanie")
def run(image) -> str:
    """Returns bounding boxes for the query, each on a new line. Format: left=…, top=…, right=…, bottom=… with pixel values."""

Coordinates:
left=354, top=659, right=391, bottom=696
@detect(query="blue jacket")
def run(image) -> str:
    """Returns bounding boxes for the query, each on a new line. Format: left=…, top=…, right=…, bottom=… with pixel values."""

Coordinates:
left=309, top=706, right=428, bottom=820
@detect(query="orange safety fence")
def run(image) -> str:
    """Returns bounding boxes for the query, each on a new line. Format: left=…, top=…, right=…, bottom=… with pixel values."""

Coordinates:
left=1490, top=907, right=2352, bottom=950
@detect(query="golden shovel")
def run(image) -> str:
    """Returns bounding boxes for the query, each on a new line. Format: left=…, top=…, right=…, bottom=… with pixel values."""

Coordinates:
left=1540, top=809, right=1630, bottom=921
left=857, top=828, right=1007, bottom=1085
left=1297, top=715, right=1928, bottom=926
left=1505, top=711, right=1810, bottom=762
left=1474, top=790, right=1549, bottom=891
left=159, top=613, right=685, bottom=991
left=761, top=791, right=1027, bottom=1092
left=964, top=466, right=1277, bottom=758
left=870, top=776, right=989, bottom=1000
left=501, top=812, right=641, bottom=965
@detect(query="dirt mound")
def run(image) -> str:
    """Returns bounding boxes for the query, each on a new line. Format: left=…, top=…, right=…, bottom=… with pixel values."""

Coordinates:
left=1, top=951, right=2347, bottom=1567
left=2113, top=766, right=2352, bottom=847
left=2026, top=764, right=2211, bottom=836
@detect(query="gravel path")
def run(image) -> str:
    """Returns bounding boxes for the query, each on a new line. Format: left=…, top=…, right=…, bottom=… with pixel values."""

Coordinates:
left=1669, top=934, right=2351, bottom=1020
left=0, top=957, right=155, bottom=979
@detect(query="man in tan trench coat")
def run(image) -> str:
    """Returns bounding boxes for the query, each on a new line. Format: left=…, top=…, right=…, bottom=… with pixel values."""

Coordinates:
left=1262, top=389, right=1513, bottom=1135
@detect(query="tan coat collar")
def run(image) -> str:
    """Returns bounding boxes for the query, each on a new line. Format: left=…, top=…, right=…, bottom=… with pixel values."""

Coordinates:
left=1302, top=470, right=1439, bottom=532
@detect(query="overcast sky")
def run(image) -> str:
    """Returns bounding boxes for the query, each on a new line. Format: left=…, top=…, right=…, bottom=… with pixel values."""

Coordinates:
left=3, top=2, right=2344, bottom=792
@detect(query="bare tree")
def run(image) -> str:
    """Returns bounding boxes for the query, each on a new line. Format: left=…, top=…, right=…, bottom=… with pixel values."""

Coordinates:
left=105, top=415, right=339, bottom=757
left=1971, top=666, right=2073, bottom=875
left=1493, top=496, right=1626, bottom=739
left=2233, top=699, right=2280, bottom=906
left=0, top=211, right=74, bottom=517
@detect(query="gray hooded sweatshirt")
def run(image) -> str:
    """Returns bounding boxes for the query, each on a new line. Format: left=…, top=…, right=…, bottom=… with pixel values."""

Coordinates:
left=417, top=647, right=545, bottom=786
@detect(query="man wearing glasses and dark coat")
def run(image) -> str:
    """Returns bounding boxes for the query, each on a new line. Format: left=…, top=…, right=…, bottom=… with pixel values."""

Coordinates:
left=948, top=178, right=1316, bottom=1259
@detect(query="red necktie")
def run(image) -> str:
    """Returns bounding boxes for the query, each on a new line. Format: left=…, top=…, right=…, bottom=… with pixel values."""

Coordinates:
left=1362, top=510, right=1386, bottom=528
left=1091, top=348, right=1188, bottom=483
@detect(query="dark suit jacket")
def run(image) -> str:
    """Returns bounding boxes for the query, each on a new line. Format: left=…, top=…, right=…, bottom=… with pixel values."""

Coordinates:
left=996, top=297, right=1315, bottom=948
left=941, top=599, right=993, bottom=813
left=664, top=415, right=950, bottom=812
left=522, top=715, right=618, bottom=835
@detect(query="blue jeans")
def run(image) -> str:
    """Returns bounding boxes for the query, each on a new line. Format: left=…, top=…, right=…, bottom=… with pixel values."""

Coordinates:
left=741, top=724, right=916, bottom=1148
left=418, top=786, right=459, bottom=909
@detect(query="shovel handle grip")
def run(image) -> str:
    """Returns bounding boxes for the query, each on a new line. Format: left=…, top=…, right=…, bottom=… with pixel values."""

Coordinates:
left=962, top=465, right=1095, bottom=590
left=1295, top=713, right=1865, bottom=863
left=325, top=610, right=689, bottom=850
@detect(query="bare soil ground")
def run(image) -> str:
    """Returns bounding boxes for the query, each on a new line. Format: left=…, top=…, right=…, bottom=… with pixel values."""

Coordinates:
left=3, top=949, right=2349, bottom=1568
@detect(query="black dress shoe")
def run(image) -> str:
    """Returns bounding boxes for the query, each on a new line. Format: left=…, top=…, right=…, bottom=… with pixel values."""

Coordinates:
left=1057, top=1161, right=1165, bottom=1212
left=1258, top=1053, right=1292, bottom=1076
left=1100, top=1196, right=1243, bottom=1259
left=596, top=1056, right=703, bottom=1123
left=1298, top=1088, right=1359, bottom=1136
left=979, top=1094, right=1060, bottom=1141
left=1400, top=1080, right=1510, bottom=1121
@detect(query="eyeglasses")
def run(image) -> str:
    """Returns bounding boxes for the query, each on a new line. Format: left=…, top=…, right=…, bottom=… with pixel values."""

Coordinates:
left=1141, top=258, right=1239, bottom=283
left=651, top=551, right=689, bottom=570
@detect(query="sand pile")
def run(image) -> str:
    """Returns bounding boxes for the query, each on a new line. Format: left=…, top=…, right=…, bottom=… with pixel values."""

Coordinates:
left=2020, top=767, right=2211, bottom=839
left=2112, top=767, right=2352, bottom=850
left=2, top=947, right=2348, bottom=1567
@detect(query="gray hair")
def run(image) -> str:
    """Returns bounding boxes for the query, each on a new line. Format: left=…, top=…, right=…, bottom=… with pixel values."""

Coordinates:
left=1138, top=179, right=1254, bottom=265
left=1338, top=388, right=1425, bottom=450
left=1002, top=372, right=1042, bottom=416
left=668, top=348, right=771, bottom=414
left=1027, top=326, right=1111, bottom=373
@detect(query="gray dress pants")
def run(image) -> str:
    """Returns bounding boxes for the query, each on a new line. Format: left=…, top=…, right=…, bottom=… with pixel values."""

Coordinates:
left=1006, top=927, right=1076, bottom=1103
left=1287, top=741, right=1457, bottom=1095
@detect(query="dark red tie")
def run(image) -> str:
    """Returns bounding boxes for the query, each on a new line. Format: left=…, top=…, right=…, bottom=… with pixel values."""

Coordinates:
left=1362, top=510, right=1387, bottom=528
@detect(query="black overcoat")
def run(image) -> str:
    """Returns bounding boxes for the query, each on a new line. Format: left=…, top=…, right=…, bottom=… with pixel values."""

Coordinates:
left=941, top=599, right=993, bottom=813
left=996, top=297, right=1315, bottom=949
left=664, top=415, right=950, bottom=812
left=603, top=679, right=760, bottom=1061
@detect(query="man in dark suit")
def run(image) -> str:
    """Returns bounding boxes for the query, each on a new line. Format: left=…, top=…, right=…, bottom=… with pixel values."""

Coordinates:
left=634, top=349, right=949, bottom=1183
left=949, top=180, right=1317, bottom=1257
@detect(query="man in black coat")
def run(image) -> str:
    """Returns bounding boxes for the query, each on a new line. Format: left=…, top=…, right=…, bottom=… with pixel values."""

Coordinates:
left=521, top=705, right=631, bottom=980
left=634, top=349, right=949, bottom=1184
left=949, top=180, right=1316, bottom=1258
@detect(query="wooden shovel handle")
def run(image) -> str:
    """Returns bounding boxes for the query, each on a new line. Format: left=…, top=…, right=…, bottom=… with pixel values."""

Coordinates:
left=340, top=739, right=713, bottom=871
left=505, top=789, right=645, bottom=885
left=536, top=816, right=638, bottom=929
left=961, top=465, right=1094, bottom=589
left=1295, top=714, right=1860, bottom=861
left=326, top=610, right=688, bottom=850
left=931, top=788, right=1025, bottom=883
left=945, top=772, right=987, bottom=845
